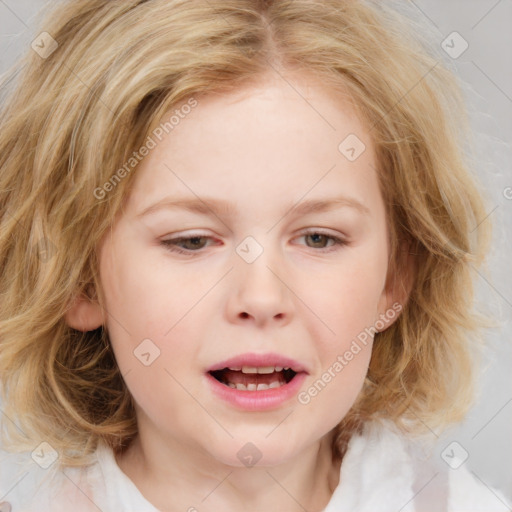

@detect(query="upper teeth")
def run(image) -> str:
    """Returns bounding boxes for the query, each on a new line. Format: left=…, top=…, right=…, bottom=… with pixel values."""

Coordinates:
left=228, top=366, right=288, bottom=373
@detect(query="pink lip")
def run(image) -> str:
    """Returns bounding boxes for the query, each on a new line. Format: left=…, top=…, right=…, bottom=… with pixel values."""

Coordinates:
left=206, top=352, right=308, bottom=373
left=206, top=371, right=307, bottom=411
left=206, top=352, right=309, bottom=411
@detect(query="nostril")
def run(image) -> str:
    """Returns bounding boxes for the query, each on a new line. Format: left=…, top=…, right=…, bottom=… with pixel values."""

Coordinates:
left=240, top=312, right=249, bottom=318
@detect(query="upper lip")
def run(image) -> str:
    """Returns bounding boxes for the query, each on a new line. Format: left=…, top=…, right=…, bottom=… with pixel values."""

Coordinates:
left=207, top=352, right=309, bottom=374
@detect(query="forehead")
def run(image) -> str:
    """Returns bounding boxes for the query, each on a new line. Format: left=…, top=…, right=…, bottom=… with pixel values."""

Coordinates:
left=125, top=72, right=378, bottom=215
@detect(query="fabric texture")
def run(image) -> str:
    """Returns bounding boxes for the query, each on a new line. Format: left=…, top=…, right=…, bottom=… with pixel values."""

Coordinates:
left=1, top=421, right=509, bottom=511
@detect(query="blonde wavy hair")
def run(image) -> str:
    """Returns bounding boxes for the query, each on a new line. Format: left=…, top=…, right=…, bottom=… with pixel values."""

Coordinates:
left=0, top=0, right=492, bottom=466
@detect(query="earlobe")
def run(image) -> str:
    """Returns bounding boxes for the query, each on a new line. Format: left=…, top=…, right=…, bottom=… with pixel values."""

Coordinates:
left=64, top=288, right=105, bottom=332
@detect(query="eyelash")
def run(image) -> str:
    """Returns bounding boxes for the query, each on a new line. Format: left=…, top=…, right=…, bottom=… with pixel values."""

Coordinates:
left=160, top=230, right=347, bottom=256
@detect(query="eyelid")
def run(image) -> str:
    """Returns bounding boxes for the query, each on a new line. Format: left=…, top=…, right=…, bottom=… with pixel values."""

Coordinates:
left=159, top=228, right=348, bottom=256
left=160, top=232, right=219, bottom=255
left=297, top=227, right=347, bottom=238
left=293, top=229, right=348, bottom=251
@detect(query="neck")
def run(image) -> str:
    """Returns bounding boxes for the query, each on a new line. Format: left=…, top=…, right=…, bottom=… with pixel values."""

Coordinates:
left=116, top=426, right=341, bottom=512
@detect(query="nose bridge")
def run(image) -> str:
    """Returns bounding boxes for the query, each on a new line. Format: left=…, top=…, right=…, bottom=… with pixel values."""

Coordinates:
left=228, top=235, right=293, bottom=326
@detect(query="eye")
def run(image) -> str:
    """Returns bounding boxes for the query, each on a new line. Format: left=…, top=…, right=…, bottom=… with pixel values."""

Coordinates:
left=295, top=230, right=347, bottom=252
left=160, top=230, right=347, bottom=256
left=160, top=235, right=218, bottom=255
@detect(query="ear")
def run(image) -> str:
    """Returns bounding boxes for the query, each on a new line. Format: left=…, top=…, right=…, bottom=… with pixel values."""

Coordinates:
left=376, top=240, right=416, bottom=331
left=64, top=285, right=105, bottom=332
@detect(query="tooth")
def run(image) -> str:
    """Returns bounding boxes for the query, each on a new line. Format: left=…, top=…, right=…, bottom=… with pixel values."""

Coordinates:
left=241, top=366, right=258, bottom=374
left=228, top=366, right=242, bottom=371
left=235, top=383, right=247, bottom=390
left=284, top=367, right=290, bottom=370
left=256, top=383, right=269, bottom=390
left=268, top=381, right=281, bottom=389
left=275, top=366, right=283, bottom=372
left=228, top=383, right=236, bottom=388
left=257, top=366, right=274, bottom=374
left=247, top=383, right=257, bottom=391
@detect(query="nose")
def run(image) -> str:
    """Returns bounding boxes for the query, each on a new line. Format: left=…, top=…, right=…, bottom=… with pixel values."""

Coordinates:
left=225, top=248, right=294, bottom=328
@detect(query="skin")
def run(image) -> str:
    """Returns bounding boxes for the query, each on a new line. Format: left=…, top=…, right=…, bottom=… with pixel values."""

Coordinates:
left=66, top=70, right=410, bottom=512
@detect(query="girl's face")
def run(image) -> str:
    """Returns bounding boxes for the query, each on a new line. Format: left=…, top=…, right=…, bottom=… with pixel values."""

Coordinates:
left=93, top=73, right=398, bottom=467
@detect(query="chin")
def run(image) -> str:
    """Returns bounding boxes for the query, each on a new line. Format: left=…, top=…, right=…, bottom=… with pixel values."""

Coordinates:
left=206, top=435, right=304, bottom=469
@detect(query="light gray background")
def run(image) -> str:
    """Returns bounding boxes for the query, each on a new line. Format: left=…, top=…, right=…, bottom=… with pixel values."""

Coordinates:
left=1, top=0, right=511, bottom=506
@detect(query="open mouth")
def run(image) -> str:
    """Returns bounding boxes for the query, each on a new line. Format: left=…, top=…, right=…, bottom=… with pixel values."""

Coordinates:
left=209, top=366, right=298, bottom=391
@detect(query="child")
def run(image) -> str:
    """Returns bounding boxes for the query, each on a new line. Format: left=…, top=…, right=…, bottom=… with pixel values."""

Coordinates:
left=0, top=0, right=509, bottom=510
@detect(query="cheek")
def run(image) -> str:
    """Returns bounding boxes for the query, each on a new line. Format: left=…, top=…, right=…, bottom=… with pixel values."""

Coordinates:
left=101, top=243, right=200, bottom=333
left=292, top=246, right=387, bottom=416
left=99, top=247, right=212, bottom=404
left=297, top=339, right=372, bottom=433
left=98, top=255, right=200, bottom=417
left=98, top=249, right=184, bottom=367
left=297, top=250, right=388, bottom=346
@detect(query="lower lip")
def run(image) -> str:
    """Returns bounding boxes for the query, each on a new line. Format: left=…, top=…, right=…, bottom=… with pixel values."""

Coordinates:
left=206, top=372, right=307, bottom=411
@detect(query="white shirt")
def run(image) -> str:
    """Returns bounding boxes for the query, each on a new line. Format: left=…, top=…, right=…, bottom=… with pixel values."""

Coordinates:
left=1, top=421, right=509, bottom=511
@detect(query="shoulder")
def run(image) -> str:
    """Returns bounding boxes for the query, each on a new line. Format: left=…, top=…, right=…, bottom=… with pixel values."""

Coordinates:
left=0, top=441, right=158, bottom=512
left=326, top=420, right=510, bottom=512
left=447, top=463, right=510, bottom=512
left=0, top=443, right=107, bottom=512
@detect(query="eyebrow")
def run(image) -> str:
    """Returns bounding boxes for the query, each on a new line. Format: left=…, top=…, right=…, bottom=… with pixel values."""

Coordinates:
left=136, top=195, right=371, bottom=219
